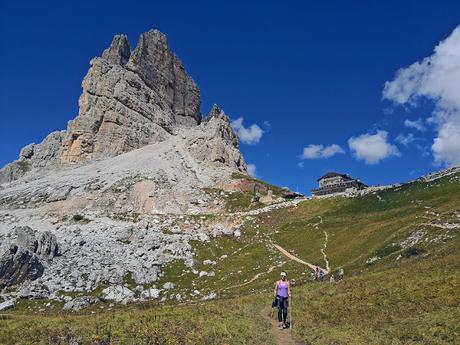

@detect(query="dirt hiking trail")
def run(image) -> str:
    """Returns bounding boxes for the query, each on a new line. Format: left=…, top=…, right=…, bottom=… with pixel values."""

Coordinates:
left=261, top=305, right=303, bottom=345
left=272, top=243, right=328, bottom=273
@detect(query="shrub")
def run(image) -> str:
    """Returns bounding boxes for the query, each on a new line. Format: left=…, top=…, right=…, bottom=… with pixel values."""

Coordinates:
left=402, top=246, right=426, bottom=258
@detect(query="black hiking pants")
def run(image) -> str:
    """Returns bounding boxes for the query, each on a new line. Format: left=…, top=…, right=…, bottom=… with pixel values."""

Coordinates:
left=276, top=296, right=288, bottom=323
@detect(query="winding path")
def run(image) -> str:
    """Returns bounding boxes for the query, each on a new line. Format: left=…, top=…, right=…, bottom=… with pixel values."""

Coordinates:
left=320, top=230, right=330, bottom=273
left=272, top=244, right=327, bottom=273
left=224, top=263, right=283, bottom=290
left=271, top=215, right=329, bottom=273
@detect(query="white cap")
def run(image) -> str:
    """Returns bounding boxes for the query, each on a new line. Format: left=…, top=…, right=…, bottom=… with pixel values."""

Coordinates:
left=280, top=271, right=287, bottom=277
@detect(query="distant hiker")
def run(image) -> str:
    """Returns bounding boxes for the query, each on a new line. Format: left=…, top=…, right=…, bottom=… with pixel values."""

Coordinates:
left=329, top=274, right=335, bottom=283
left=252, top=183, right=260, bottom=203
left=274, top=271, right=291, bottom=329
left=315, top=267, right=320, bottom=280
left=338, top=267, right=344, bottom=280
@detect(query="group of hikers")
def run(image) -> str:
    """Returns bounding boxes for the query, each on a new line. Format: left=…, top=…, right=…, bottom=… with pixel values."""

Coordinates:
left=313, top=266, right=344, bottom=282
left=273, top=267, right=344, bottom=329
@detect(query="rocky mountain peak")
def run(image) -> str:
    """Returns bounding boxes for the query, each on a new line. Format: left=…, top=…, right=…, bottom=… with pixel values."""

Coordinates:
left=207, top=104, right=228, bottom=121
left=59, top=29, right=202, bottom=163
left=101, top=34, right=131, bottom=66
left=0, top=29, right=247, bottom=184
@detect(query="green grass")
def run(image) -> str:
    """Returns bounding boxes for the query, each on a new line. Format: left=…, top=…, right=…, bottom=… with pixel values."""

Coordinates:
left=224, top=191, right=255, bottom=212
left=1, top=295, right=274, bottom=345
left=292, top=246, right=460, bottom=344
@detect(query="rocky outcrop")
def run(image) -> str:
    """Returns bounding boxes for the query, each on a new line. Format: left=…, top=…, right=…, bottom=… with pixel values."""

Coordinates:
left=187, top=105, right=246, bottom=171
left=0, top=131, right=65, bottom=184
left=0, top=227, right=58, bottom=288
left=0, top=298, right=16, bottom=311
left=59, top=29, right=201, bottom=163
left=63, top=296, right=99, bottom=312
left=101, top=285, right=135, bottom=303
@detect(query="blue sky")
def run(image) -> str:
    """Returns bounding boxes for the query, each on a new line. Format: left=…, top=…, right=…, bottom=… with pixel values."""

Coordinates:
left=1, top=1, right=460, bottom=195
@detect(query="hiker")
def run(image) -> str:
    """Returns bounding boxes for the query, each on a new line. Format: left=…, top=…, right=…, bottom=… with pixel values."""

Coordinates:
left=315, top=266, right=320, bottom=280
left=329, top=274, right=335, bottom=283
left=274, top=271, right=291, bottom=329
left=338, top=267, right=344, bottom=280
left=319, top=269, right=325, bottom=281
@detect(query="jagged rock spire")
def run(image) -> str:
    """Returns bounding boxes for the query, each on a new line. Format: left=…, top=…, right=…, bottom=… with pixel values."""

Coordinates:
left=59, top=29, right=202, bottom=163
left=102, top=35, right=131, bottom=66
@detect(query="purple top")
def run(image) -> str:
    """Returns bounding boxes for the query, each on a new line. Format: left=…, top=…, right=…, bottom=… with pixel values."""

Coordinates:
left=277, top=280, right=289, bottom=298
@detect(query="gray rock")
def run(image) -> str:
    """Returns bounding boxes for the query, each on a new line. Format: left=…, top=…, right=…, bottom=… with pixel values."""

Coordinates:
left=102, top=35, right=131, bottom=66
left=187, top=105, right=246, bottom=172
left=101, top=285, right=135, bottom=302
left=47, top=185, right=73, bottom=202
left=0, top=227, right=58, bottom=288
left=201, top=292, right=217, bottom=301
left=0, top=298, right=17, bottom=311
left=140, top=288, right=162, bottom=299
left=162, top=282, right=175, bottom=289
left=63, top=296, right=99, bottom=312
left=36, top=231, right=59, bottom=260
left=20, top=144, right=35, bottom=160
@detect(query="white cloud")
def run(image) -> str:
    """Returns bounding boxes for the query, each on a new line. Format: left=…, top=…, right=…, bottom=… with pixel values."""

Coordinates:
left=383, top=25, right=460, bottom=166
left=231, top=118, right=263, bottom=145
left=247, top=163, right=257, bottom=177
left=300, top=144, right=345, bottom=159
left=404, top=118, right=426, bottom=132
left=396, top=133, right=416, bottom=146
left=348, top=130, right=400, bottom=164
left=432, top=123, right=460, bottom=165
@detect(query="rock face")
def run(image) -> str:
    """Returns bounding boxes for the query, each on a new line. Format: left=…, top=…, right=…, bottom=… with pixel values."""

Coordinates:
left=0, top=227, right=59, bottom=288
left=187, top=105, right=244, bottom=169
left=60, top=29, right=201, bottom=163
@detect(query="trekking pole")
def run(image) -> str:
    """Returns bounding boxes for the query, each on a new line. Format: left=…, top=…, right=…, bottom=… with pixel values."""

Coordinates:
left=290, top=295, right=293, bottom=333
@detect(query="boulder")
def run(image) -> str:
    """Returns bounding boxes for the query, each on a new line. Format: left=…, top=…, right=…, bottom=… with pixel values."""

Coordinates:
left=140, top=288, right=162, bottom=299
left=0, top=227, right=59, bottom=288
left=101, top=285, right=135, bottom=303
left=162, top=282, right=175, bottom=289
left=63, top=296, right=99, bottom=312
left=0, top=298, right=17, bottom=311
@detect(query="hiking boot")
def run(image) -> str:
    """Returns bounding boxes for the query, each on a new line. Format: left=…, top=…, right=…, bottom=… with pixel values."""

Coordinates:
left=278, top=322, right=284, bottom=329
left=283, top=323, right=289, bottom=329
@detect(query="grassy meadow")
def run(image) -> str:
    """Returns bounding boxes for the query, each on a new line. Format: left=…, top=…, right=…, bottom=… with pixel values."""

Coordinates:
left=1, top=172, right=459, bottom=344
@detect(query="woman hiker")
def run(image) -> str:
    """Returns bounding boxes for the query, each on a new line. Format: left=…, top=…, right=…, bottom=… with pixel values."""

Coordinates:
left=274, top=271, right=291, bottom=329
